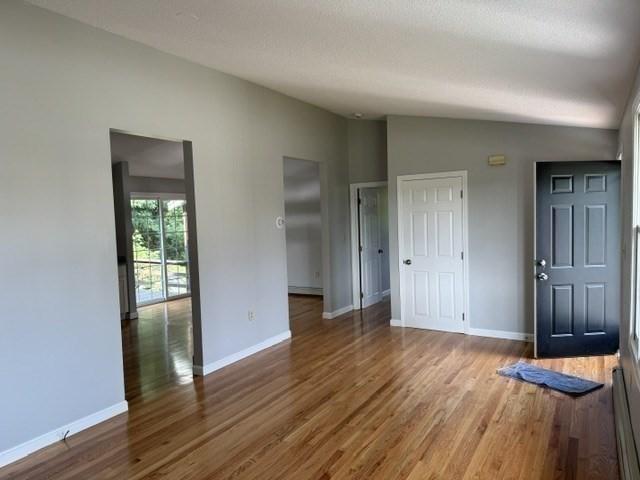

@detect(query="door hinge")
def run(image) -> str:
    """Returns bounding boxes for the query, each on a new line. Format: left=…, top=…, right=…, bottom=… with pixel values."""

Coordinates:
left=460, top=190, right=463, bottom=199
left=460, top=251, right=464, bottom=260
left=359, top=245, right=363, bottom=252
left=357, top=197, right=362, bottom=205
left=462, top=313, right=465, bottom=321
left=360, top=292, right=364, bottom=299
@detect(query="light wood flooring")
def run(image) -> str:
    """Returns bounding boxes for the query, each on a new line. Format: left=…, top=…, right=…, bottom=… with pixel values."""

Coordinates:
left=121, top=298, right=194, bottom=401
left=1, top=295, right=619, bottom=479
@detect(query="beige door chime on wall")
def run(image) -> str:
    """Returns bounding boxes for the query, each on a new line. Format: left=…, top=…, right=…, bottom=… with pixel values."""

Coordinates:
left=488, top=154, right=506, bottom=166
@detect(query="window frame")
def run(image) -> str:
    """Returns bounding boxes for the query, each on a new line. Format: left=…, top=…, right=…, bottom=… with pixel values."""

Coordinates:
left=631, top=109, right=640, bottom=359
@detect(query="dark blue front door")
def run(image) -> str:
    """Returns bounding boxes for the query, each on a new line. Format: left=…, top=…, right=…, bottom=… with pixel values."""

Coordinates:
left=536, top=161, right=620, bottom=357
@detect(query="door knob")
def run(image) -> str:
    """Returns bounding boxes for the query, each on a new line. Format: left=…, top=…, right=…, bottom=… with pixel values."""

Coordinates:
left=536, top=259, right=547, bottom=268
left=536, top=272, right=548, bottom=281
left=403, top=259, right=412, bottom=265
left=378, top=249, right=384, bottom=254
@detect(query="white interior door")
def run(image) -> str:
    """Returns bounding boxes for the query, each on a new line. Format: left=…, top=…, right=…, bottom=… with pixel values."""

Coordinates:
left=399, top=176, right=465, bottom=332
left=359, top=187, right=383, bottom=308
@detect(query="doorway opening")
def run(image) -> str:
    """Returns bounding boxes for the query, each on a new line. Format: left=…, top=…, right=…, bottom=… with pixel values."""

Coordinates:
left=350, top=182, right=390, bottom=310
left=130, top=195, right=191, bottom=305
left=110, top=130, right=203, bottom=401
left=283, top=157, right=324, bottom=332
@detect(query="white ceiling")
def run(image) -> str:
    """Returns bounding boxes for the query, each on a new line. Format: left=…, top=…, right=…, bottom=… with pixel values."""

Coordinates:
left=110, top=132, right=184, bottom=179
left=29, top=0, right=640, bottom=128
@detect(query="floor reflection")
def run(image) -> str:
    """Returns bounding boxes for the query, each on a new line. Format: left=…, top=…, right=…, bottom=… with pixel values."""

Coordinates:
left=121, top=297, right=193, bottom=401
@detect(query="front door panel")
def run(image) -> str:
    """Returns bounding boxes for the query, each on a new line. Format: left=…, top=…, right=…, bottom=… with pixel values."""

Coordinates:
left=536, top=162, right=620, bottom=357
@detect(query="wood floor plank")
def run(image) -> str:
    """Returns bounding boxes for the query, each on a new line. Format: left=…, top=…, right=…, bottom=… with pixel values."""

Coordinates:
left=1, top=295, right=619, bottom=479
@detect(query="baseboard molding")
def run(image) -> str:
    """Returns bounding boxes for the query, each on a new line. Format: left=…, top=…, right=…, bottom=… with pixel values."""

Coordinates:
left=288, top=286, right=323, bottom=296
left=322, top=304, right=354, bottom=319
left=0, top=401, right=128, bottom=468
left=389, top=320, right=531, bottom=342
left=193, top=330, right=292, bottom=376
left=382, top=289, right=391, bottom=297
left=613, top=367, right=640, bottom=480
left=468, top=327, right=533, bottom=342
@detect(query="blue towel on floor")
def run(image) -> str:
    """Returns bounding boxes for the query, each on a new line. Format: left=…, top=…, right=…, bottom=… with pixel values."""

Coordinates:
left=497, top=361, right=603, bottom=395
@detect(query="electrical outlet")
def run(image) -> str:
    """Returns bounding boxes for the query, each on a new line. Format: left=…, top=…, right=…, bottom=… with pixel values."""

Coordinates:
left=248, top=310, right=256, bottom=321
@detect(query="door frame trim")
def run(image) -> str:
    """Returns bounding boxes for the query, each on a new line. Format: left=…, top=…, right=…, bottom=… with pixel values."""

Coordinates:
left=350, top=181, right=388, bottom=309
left=533, top=162, right=538, bottom=357
left=397, top=171, right=470, bottom=334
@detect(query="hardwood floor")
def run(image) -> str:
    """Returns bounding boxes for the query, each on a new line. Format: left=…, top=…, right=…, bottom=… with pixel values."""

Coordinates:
left=121, top=298, right=193, bottom=401
left=1, top=295, right=619, bottom=479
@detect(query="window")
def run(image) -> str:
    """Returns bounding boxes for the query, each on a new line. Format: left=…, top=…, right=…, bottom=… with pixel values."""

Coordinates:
left=131, top=196, right=190, bottom=305
left=162, top=199, right=190, bottom=297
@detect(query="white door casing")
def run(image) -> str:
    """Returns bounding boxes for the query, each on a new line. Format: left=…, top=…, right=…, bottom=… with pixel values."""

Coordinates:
left=359, top=187, right=383, bottom=308
left=398, top=172, right=467, bottom=333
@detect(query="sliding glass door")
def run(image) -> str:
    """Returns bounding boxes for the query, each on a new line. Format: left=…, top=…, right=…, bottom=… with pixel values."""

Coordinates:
left=131, top=196, right=190, bottom=305
left=163, top=199, right=190, bottom=297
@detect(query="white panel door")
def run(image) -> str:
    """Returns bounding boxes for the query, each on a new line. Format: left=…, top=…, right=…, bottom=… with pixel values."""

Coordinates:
left=359, top=188, right=383, bottom=308
left=400, top=176, right=464, bottom=332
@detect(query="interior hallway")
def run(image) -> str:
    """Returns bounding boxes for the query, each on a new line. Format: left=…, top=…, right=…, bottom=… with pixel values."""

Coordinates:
left=121, top=298, right=193, bottom=401
left=1, top=295, right=618, bottom=479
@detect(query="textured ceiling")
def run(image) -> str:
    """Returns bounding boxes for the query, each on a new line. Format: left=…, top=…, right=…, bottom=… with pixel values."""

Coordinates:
left=28, top=0, right=640, bottom=128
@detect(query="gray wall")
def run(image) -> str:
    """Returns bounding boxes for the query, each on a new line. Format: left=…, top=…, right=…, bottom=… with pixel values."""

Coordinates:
left=128, top=176, right=186, bottom=195
left=112, top=162, right=137, bottom=317
left=283, top=158, right=323, bottom=291
left=112, top=162, right=131, bottom=261
left=347, top=119, right=390, bottom=294
left=379, top=186, right=391, bottom=293
left=618, top=62, right=640, bottom=449
left=347, top=119, right=387, bottom=183
left=0, top=0, right=350, bottom=455
left=387, top=115, right=618, bottom=334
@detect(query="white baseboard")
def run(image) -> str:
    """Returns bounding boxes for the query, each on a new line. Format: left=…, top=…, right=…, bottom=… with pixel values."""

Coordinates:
left=0, top=401, right=128, bottom=468
left=613, top=367, right=640, bottom=480
left=288, top=286, right=323, bottom=296
left=382, top=289, right=391, bottom=297
left=468, top=327, right=533, bottom=342
left=389, top=319, right=531, bottom=342
left=193, top=330, right=291, bottom=376
left=322, top=304, right=354, bottom=319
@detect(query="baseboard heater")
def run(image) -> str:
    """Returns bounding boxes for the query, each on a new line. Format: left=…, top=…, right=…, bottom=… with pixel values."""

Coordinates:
left=613, top=367, right=640, bottom=480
